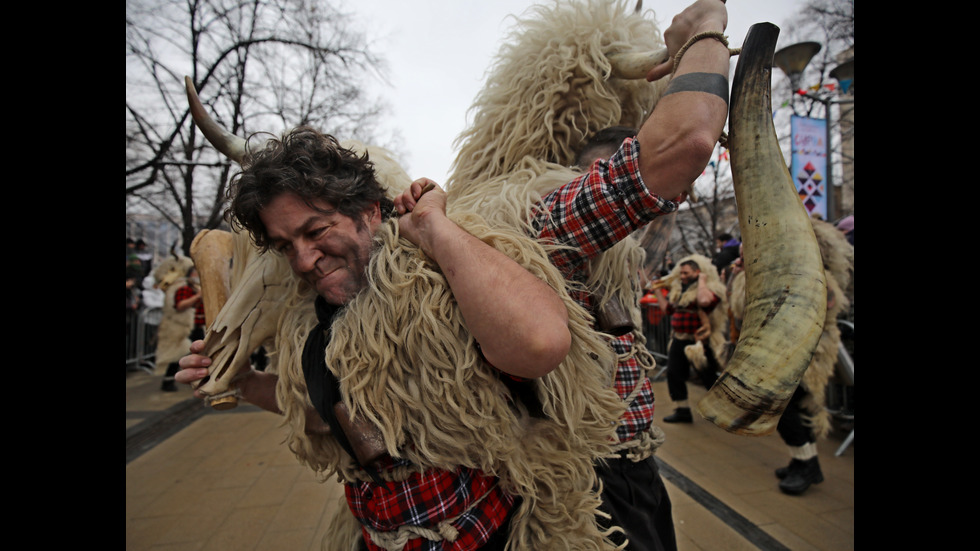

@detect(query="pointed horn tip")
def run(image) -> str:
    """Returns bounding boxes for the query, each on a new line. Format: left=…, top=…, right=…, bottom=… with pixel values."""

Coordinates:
left=182, top=76, right=248, bottom=164
left=184, top=76, right=199, bottom=102
left=184, top=77, right=206, bottom=117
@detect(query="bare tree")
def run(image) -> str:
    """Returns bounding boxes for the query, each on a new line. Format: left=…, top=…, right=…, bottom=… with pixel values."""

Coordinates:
left=671, top=144, right=739, bottom=259
left=126, top=0, right=398, bottom=256
left=799, top=0, right=854, bottom=49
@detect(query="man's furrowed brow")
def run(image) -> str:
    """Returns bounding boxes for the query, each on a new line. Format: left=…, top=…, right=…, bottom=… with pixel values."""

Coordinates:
left=268, top=212, right=330, bottom=244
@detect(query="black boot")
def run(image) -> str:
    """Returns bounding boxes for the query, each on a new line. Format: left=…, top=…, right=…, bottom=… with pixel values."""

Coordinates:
left=778, top=456, right=824, bottom=495
left=663, top=407, right=693, bottom=423
left=775, top=458, right=804, bottom=479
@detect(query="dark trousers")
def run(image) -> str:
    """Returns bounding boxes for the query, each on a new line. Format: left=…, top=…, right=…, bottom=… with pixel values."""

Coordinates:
left=596, top=455, right=677, bottom=551
left=776, top=387, right=814, bottom=447
left=665, top=337, right=720, bottom=403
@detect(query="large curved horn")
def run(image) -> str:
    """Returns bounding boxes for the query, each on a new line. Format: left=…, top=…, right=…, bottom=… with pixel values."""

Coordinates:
left=184, top=76, right=247, bottom=163
left=696, top=23, right=827, bottom=436
left=608, top=47, right=669, bottom=79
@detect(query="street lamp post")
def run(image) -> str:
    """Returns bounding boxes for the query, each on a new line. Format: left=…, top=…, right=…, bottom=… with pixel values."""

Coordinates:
left=773, top=42, right=822, bottom=92
left=773, top=42, right=854, bottom=223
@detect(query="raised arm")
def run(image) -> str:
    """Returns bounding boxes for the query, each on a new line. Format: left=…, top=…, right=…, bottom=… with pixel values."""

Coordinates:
left=639, top=0, right=731, bottom=200
left=395, top=178, right=571, bottom=379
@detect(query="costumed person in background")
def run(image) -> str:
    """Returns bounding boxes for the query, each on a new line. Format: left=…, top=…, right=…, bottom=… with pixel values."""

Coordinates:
left=162, top=267, right=207, bottom=389
left=173, top=267, right=206, bottom=341
left=728, top=218, right=854, bottom=495
left=140, top=273, right=166, bottom=360
left=153, top=252, right=196, bottom=392
left=657, top=255, right=728, bottom=423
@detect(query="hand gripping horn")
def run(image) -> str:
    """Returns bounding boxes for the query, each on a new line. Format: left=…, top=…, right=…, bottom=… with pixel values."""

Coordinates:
left=696, top=23, right=828, bottom=436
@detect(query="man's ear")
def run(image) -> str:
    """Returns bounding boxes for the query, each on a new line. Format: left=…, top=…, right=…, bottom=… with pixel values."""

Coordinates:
left=363, top=201, right=382, bottom=227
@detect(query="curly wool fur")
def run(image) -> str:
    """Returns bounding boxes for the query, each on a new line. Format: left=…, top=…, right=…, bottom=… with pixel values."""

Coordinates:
left=447, top=0, right=668, bottom=196
left=799, top=219, right=853, bottom=438
left=273, top=213, right=626, bottom=550
left=448, top=157, right=648, bottom=330
left=444, top=0, right=668, bottom=388
left=334, top=214, right=625, bottom=551
left=255, top=140, right=625, bottom=547
left=152, top=255, right=196, bottom=371
left=665, top=254, right=729, bottom=373
left=727, top=219, right=853, bottom=438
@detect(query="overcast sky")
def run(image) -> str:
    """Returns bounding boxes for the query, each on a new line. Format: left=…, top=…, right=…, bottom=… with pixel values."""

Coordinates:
left=347, top=0, right=809, bottom=185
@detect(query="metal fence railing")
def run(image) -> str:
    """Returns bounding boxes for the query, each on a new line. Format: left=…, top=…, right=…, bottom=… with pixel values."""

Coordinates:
left=126, top=307, right=160, bottom=374
left=640, top=302, right=672, bottom=381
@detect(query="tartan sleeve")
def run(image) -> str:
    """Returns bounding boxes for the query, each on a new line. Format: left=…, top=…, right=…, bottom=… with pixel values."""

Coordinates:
left=534, top=137, right=677, bottom=278
left=701, top=291, right=721, bottom=313
left=174, top=285, right=194, bottom=304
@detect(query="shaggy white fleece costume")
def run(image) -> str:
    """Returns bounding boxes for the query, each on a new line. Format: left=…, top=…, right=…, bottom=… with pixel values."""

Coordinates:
left=728, top=219, right=853, bottom=438
left=152, top=254, right=196, bottom=372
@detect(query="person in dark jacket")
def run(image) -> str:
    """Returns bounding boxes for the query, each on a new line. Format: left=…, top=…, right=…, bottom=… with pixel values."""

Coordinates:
left=711, top=232, right=740, bottom=281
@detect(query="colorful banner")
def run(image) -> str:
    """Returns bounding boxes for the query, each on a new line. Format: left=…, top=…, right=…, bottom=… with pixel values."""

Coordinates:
left=790, top=115, right=828, bottom=219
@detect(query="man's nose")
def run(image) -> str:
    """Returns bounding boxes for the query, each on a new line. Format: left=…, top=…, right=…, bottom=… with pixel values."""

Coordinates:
left=293, top=242, right=322, bottom=273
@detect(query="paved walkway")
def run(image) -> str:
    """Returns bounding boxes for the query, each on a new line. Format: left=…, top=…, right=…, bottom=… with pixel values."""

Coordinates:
left=126, top=368, right=853, bottom=550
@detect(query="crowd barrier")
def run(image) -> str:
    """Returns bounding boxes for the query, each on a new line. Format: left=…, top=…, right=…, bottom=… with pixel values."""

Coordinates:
left=126, top=307, right=160, bottom=374
left=641, top=306, right=672, bottom=381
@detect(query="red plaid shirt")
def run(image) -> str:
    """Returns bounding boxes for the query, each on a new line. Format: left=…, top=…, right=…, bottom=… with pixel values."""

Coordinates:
left=533, top=136, right=677, bottom=442
left=174, top=284, right=205, bottom=327
left=345, top=137, right=674, bottom=548
left=665, top=292, right=720, bottom=336
left=347, top=456, right=514, bottom=551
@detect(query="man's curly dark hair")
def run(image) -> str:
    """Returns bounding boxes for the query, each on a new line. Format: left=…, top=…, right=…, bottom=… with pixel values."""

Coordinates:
left=225, top=126, right=395, bottom=252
